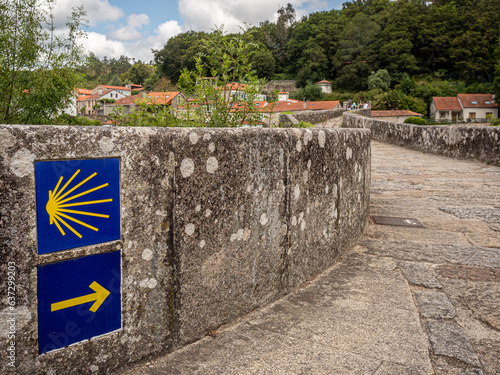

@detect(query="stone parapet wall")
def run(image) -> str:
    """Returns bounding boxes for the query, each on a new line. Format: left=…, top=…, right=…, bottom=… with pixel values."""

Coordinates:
left=288, top=109, right=345, bottom=125
left=279, top=109, right=371, bottom=127
left=262, top=80, right=297, bottom=94
left=0, top=125, right=370, bottom=374
left=342, top=112, right=500, bottom=166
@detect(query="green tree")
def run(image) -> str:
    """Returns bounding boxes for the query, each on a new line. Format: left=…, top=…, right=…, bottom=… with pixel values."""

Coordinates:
left=142, top=67, right=159, bottom=91
left=0, top=0, right=86, bottom=124
left=251, top=48, right=276, bottom=79
left=264, top=3, right=296, bottom=71
left=109, top=74, right=122, bottom=86
left=368, top=69, right=391, bottom=91
left=128, top=62, right=155, bottom=86
left=373, top=90, right=401, bottom=110
left=109, top=100, right=180, bottom=127
left=293, top=82, right=323, bottom=101
left=178, top=27, right=266, bottom=127
left=296, top=66, right=318, bottom=88
left=334, top=13, right=381, bottom=91
left=154, top=31, right=207, bottom=83
left=494, top=42, right=500, bottom=97
left=399, top=73, right=415, bottom=95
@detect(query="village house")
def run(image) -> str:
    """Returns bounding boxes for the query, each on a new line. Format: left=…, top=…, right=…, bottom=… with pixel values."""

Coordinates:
left=316, top=80, right=333, bottom=94
left=217, top=82, right=266, bottom=101
left=278, top=92, right=289, bottom=101
left=92, top=85, right=131, bottom=97
left=256, top=98, right=341, bottom=126
left=76, top=88, right=92, bottom=97
left=126, top=84, right=143, bottom=92
left=371, top=110, right=423, bottom=123
left=60, top=88, right=93, bottom=116
left=79, top=89, right=128, bottom=115
left=430, top=94, right=498, bottom=122
left=105, top=91, right=183, bottom=116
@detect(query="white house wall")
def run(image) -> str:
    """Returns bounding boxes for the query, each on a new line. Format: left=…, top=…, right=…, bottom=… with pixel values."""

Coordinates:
left=462, top=107, right=498, bottom=120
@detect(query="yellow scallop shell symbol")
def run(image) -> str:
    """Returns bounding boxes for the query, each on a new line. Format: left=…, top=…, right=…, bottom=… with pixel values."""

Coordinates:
left=45, top=169, right=113, bottom=239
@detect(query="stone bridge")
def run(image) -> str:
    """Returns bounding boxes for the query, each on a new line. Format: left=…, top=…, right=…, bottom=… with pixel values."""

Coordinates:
left=1, top=114, right=499, bottom=374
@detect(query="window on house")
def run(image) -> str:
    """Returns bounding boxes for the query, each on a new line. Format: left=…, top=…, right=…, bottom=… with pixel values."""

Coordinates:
left=485, top=101, right=491, bottom=104
left=486, top=112, right=493, bottom=119
left=471, top=101, right=478, bottom=104
left=439, top=111, right=446, bottom=119
left=469, top=112, right=476, bottom=119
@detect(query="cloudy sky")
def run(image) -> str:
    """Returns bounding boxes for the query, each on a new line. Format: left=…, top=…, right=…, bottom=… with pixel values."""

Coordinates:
left=51, top=0, right=344, bottom=62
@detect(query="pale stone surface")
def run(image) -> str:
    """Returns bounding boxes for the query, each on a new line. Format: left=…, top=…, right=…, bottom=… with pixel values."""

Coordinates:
left=10, top=148, right=35, bottom=177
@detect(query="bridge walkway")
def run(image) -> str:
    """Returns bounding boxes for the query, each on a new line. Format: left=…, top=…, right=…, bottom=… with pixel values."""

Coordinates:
left=122, top=141, right=500, bottom=375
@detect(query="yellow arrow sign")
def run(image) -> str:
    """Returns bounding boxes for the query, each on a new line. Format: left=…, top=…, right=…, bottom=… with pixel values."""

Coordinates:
left=51, top=281, right=110, bottom=313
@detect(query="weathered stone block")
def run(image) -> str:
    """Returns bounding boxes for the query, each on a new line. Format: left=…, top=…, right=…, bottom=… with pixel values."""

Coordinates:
left=170, top=128, right=289, bottom=346
left=0, top=125, right=174, bottom=374
left=286, top=128, right=371, bottom=288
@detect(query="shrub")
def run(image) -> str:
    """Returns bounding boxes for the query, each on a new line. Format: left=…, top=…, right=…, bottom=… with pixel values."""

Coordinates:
left=404, top=116, right=427, bottom=125
left=491, top=118, right=500, bottom=126
left=55, top=114, right=101, bottom=126
left=295, top=121, right=314, bottom=128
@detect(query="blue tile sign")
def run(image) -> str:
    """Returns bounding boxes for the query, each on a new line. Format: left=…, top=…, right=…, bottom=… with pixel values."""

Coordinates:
left=37, top=251, right=121, bottom=354
left=35, top=158, right=120, bottom=254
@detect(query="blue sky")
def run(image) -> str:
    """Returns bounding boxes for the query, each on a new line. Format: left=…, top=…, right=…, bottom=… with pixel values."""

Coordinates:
left=53, top=0, right=344, bottom=61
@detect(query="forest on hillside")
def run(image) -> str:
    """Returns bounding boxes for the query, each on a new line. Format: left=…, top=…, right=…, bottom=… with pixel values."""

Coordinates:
left=81, top=0, right=500, bottom=116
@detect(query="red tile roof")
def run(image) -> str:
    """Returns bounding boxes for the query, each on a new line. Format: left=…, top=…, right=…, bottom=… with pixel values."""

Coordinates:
left=457, top=94, right=497, bottom=108
left=110, top=94, right=143, bottom=106
left=142, top=92, right=180, bottom=105
left=218, top=82, right=248, bottom=91
left=432, top=97, right=462, bottom=111
left=77, top=95, right=91, bottom=102
left=85, top=90, right=112, bottom=100
left=371, top=110, right=422, bottom=117
left=255, top=100, right=340, bottom=113
left=98, top=85, right=131, bottom=91
left=306, top=101, right=340, bottom=110
left=76, top=88, right=92, bottom=96
left=109, top=92, right=181, bottom=106
left=317, top=80, right=332, bottom=84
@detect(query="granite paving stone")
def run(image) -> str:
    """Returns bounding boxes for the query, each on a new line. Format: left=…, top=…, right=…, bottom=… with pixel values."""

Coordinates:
left=426, top=320, right=481, bottom=367
left=414, top=291, right=456, bottom=319
left=400, top=261, right=443, bottom=288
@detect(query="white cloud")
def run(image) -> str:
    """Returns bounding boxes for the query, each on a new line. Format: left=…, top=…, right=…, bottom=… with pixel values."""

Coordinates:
left=178, top=0, right=328, bottom=33
left=80, top=32, right=128, bottom=58
left=51, top=0, right=124, bottom=28
left=74, top=0, right=332, bottom=62
left=79, top=19, right=183, bottom=62
left=129, top=20, right=183, bottom=61
left=156, top=20, right=183, bottom=43
left=107, top=14, right=150, bottom=41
